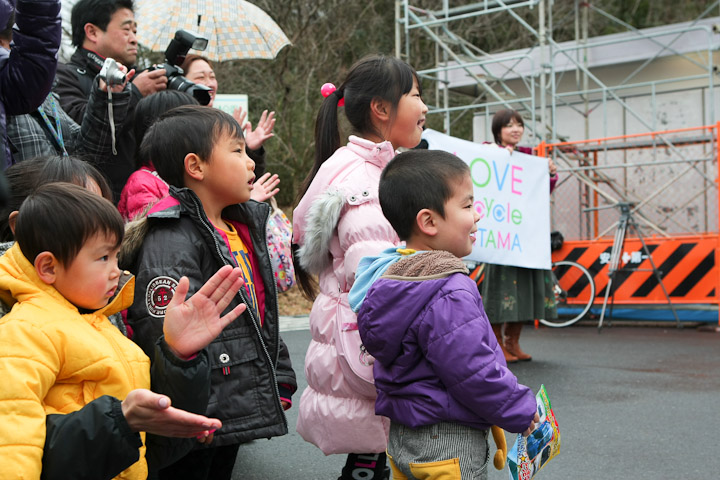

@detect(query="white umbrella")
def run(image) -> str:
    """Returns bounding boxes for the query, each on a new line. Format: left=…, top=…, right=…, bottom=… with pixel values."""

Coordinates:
left=135, top=0, right=291, bottom=62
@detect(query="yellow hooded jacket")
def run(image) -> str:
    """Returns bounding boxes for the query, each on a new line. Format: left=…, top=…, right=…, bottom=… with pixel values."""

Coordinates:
left=0, top=244, right=150, bottom=480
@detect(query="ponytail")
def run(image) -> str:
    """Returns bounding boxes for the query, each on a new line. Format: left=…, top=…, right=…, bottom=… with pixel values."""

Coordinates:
left=297, top=91, right=343, bottom=202
left=294, top=91, right=344, bottom=300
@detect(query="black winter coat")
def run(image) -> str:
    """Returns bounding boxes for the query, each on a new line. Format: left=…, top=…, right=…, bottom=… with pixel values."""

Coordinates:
left=122, top=186, right=297, bottom=447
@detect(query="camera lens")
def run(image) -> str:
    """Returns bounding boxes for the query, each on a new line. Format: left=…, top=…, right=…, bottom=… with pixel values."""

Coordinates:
left=166, top=75, right=212, bottom=105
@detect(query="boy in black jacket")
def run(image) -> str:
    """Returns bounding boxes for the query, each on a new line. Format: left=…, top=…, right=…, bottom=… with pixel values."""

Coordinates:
left=123, top=105, right=297, bottom=480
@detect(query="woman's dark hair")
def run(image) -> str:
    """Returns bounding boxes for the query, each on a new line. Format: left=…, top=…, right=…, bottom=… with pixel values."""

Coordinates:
left=140, top=105, right=243, bottom=188
left=180, top=54, right=214, bottom=76
left=16, top=183, right=124, bottom=267
left=380, top=150, right=470, bottom=241
left=293, top=54, right=420, bottom=300
left=0, top=156, right=113, bottom=242
left=491, top=109, right=525, bottom=145
left=133, top=90, right=199, bottom=168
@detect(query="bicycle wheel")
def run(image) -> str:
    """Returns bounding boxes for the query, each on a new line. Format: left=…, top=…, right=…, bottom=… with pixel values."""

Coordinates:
left=540, top=260, right=596, bottom=328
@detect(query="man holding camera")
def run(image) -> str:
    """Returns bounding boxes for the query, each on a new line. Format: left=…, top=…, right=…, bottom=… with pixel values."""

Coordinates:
left=54, top=0, right=167, bottom=201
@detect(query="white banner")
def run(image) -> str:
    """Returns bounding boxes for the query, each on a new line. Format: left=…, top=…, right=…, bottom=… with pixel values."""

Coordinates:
left=422, top=129, right=551, bottom=269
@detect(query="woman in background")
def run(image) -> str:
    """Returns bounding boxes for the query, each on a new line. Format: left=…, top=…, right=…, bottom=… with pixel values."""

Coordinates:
left=482, top=109, right=558, bottom=363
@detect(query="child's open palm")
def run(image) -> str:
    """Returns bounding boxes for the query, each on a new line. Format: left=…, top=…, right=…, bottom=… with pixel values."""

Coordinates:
left=163, top=265, right=246, bottom=359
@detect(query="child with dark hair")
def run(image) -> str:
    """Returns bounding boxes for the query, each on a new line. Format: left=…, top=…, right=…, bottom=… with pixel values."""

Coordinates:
left=350, top=150, right=539, bottom=480
left=0, top=182, right=247, bottom=480
left=292, top=53, right=427, bottom=479
left=118, top=90, right=199, bottom=221
left=119, top=90, right=279, bottom=221
left=123, top=105, right=296, bottom=480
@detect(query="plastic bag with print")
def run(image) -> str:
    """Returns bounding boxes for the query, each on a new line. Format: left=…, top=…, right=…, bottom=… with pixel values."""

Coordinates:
left=508, top=385, right=561, bottom=479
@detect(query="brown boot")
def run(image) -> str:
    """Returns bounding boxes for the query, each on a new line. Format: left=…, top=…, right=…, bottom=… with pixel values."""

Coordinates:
left=492, top=324, right=518, bottom=363
left=504, top=323, right=532, bottom=361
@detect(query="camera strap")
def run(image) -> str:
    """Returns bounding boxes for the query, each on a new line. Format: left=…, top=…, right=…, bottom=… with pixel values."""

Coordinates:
left=106, top=87, right=117, bottom=155
left=37, top=96, right=68, bottom=157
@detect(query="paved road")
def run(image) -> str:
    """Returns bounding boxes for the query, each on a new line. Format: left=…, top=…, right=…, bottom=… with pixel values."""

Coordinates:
left=232, top=318, right=720, bottom=479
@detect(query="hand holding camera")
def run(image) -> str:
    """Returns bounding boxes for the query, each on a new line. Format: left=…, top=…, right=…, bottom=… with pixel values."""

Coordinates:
left=132, top=67, right=168, bottom=96
left=98, top=58, right=131, bottom=93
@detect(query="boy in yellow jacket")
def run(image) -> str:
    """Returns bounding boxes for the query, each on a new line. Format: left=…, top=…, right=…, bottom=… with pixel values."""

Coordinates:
left=0, top=183, right=246, bottom=480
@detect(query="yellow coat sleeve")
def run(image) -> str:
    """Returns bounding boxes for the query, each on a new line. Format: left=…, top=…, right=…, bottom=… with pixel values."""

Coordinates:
left=0, top=318, right=61, bottom=480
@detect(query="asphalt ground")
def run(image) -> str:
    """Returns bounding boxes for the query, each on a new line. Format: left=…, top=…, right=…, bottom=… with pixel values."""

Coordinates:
left=232, top=319, right=720, bottom=479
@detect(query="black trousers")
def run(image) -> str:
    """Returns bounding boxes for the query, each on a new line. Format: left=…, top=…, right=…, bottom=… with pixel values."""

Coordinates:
left=158, top=443, right=240, bottom=480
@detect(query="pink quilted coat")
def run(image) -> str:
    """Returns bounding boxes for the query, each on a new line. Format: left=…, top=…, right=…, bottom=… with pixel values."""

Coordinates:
left=292, top=136, right=399, bottom=454
left=118, top=166, right=169, bottom=222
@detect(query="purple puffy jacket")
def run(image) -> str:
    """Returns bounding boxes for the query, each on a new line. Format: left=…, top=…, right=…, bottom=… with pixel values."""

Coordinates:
left=357, top=250, right=537, bottom=433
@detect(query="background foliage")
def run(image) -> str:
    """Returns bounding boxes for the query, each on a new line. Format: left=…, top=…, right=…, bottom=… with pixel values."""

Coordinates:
left=141, top=1, right=718, bottom=207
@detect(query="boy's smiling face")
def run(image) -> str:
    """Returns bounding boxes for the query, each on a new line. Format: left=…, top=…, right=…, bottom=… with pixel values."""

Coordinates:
left=52, top=233, right=122, bottom=310
left=432, top=173, right=480, bottom=258
left=202, top=131, right=256, bottom=206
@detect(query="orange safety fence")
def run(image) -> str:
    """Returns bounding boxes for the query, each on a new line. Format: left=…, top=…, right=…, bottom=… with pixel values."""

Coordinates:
left=536, top=124, right=720, bottom=325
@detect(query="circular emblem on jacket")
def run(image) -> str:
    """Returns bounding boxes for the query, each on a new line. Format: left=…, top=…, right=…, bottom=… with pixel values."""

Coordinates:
left=145, top=276, right=178, bottom=318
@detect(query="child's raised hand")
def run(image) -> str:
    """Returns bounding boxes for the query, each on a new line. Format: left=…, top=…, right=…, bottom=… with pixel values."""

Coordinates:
left=121, top=389, right=222, bottom=437
left=522, top=412, right=541, bottom=437
left=163, top=265, right=247, bottom=359
left=243, top=109, right=276, bottom=151
left=250, top=172, right=280, bottom=202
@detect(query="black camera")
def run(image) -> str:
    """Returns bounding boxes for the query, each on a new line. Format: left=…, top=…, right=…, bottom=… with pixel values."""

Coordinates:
left=149, top=29, right=212, bottom=105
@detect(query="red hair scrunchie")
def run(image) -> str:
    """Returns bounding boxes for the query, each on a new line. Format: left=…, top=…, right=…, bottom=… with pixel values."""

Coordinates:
left=321, top=82, right=345, bottom=107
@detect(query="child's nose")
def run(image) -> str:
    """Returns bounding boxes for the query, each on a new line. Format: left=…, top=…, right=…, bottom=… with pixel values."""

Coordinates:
left=111, top=261, right=121, bottom=278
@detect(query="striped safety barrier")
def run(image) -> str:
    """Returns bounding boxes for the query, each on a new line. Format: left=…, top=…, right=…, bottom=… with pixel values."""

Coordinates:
left=551, top=234, right=718, bottom=305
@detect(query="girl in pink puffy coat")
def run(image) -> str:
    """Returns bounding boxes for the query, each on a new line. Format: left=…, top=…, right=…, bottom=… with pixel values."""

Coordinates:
left=292, top=54, right=427, bottom=480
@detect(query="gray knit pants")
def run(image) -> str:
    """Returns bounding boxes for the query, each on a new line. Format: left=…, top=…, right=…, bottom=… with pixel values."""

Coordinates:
left=387, top=421, right=490, bottom=480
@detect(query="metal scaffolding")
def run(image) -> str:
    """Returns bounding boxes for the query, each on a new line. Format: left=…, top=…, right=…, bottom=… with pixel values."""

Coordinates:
left=397, top=0, right=720, bottom=239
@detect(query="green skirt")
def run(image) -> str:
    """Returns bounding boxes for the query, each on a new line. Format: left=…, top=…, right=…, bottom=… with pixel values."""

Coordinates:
left=481, top=264, right=557, bottom=324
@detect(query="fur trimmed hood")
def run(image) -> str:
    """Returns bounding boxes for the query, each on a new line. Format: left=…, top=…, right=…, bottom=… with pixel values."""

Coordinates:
left=294, top=188, right=345, bottom=275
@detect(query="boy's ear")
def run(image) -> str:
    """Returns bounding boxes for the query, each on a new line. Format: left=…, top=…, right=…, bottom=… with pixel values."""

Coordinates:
left=184, top=153, right=204, bottom=181
left=34, top=252, right=59, bottom=285
left=370, top=97, right=391, bottom=122
left=416, top=208, right=439, bottom=237
left=7, top=211, right=18, bottom=235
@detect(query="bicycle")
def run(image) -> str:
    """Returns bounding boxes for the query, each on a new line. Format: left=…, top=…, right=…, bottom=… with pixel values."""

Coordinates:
left=467, top=256, right=596, bottom=328
left=540, top=260, right=596, bottom=328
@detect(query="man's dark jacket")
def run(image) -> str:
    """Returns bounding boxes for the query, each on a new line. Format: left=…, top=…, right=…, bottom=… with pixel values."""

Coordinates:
left=54, top=48, right=143, bottom=200
left=54, top=49, right=268, bottom=201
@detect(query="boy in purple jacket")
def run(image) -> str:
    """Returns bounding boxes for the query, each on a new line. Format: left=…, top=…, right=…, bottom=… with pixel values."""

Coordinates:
left=351, top=149, right=539, bottom=479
